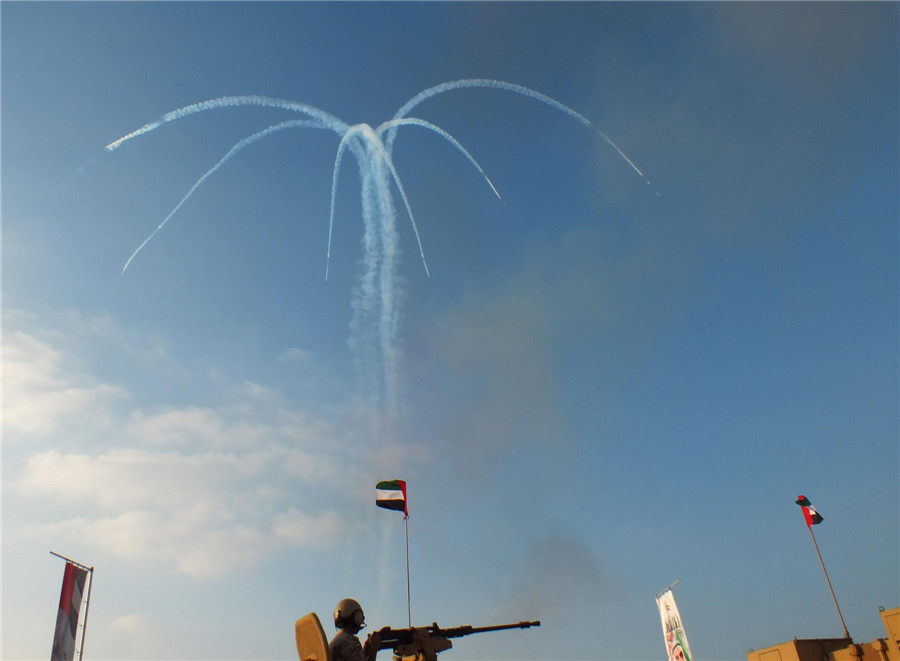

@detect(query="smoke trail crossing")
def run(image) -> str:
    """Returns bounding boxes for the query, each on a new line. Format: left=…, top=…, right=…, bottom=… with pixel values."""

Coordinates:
left=327, top=116, right=499, bottom=281
left=106, top=80, right=648, bottom=414
left=329, top=124, right=431, bottom=282
left=377, top=117, right=502, bottom=200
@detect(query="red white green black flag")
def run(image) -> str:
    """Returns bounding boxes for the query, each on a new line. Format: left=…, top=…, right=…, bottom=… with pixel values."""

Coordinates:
left=376, top=479, right=407, bottom=517
left=795, top=495, right=823, bottom=527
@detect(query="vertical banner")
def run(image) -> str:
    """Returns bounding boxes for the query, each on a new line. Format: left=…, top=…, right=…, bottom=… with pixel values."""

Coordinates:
left=657, top=589, right=694, bottom=661
left=51, top=562, right=88, bottom=661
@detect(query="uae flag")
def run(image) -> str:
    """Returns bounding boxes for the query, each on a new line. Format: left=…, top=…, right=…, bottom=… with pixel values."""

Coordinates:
left=50, top=562, right=88, bottom=661
left=795, top=495, right=823, bottom=526
left=376, top=480, right=407, bottom=516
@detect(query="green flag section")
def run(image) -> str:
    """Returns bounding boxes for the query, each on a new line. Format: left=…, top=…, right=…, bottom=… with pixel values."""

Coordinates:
left=376, top=479, right=407, bottom=516
left=795, top=495, right=823, bottom=526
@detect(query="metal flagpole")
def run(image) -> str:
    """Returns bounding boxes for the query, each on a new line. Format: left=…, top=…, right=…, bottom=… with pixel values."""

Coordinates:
left=78, top=566, right=95, bottom=661
left=655, top=578, right=681, bottom=600
left=807, top=526, right=850, bottom=640
left=404, top=515, right=411, bottom=628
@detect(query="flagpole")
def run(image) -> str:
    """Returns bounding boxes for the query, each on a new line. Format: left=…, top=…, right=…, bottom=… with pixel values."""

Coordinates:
left=77, top=566, right=95, bottom=661
left=50, top=551, right=91, bottom=573
left=655, top=578, right=681, bottom=600
left=375, top=480, right=411, bottom=626
left=404, top=515, right=411, bottom=628
left=807, top=526, right=850, bottom=640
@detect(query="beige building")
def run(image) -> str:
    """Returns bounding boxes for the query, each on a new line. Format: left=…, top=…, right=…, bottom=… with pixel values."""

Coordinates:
left=746, top=607, right=900, bottom=661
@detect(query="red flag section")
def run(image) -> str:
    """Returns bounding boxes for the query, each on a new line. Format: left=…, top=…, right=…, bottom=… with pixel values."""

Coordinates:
left=795, top=495, right=824, bottom=527
left=51, top=563, right=88, bottom=661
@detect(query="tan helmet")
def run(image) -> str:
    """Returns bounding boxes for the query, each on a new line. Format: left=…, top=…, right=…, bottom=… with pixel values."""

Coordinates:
left=334, top=598, right=365, bottom=630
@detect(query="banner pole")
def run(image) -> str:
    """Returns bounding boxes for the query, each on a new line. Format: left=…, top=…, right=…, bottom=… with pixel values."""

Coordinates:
left=77, top=567, right=95, bottom=661
left=404, top=516, right=411, bottom=628
left=49, top=551, right=91, bottom=573
left=807, top=526, right=850, bottom=639
left=655, top=578, right=681, bottom=600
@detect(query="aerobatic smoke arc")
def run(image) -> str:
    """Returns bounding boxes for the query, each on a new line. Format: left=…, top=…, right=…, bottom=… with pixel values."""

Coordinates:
left=106, top=79, right=648, bottom=415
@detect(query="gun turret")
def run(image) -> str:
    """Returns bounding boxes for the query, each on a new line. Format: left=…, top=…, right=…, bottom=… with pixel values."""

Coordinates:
left=368, top=620, right=540, bottom=661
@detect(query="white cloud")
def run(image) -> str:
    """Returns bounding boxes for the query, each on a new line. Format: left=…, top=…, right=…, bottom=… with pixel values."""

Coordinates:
left=6, top=315, right=360, bottom=579
left=281, top=446, right=339, bottom=482
left=127, top=406, right=232, bottom=447
left=25, top=494, right=346, bottom=579
left=2, top=329, right=127, bottom=439
left=104, top=612, right=158, bottom=658
left=15, top=440, right=351, bottom=578
left=273, top=507, right=344, bottom=545
left=17, top=448, right=268, bottom=511
left=110, top=613, right=143, bottom=632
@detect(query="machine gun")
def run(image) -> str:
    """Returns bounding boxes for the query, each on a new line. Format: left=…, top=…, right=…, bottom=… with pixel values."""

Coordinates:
left=368, top=620, right=540, bottom=661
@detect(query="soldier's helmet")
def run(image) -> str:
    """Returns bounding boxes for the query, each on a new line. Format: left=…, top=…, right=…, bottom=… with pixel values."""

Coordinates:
left=334, top=598, right=365, bottom=631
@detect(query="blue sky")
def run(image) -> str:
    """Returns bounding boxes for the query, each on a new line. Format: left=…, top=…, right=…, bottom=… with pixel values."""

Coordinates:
left=2, top=2, right=897, bottom=661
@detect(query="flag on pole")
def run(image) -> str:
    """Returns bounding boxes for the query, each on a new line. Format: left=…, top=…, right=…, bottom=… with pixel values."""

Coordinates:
left=51, top=562, right=88, bottom=661
left=795, top=495, right=823, bottom=527
left=656, top=589, right=694, bottom=661
left=376, top=479, right=407, bottom=517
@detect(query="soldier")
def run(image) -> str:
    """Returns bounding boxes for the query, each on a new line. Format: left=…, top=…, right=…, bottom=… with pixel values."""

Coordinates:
left=330, top=599, right=381, bottom=661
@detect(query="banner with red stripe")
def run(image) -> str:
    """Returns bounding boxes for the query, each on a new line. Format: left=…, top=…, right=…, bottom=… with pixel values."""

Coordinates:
left=50, top=563, right=88, bottom=661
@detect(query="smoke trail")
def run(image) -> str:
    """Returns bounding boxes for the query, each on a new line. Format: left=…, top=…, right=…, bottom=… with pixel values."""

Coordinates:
left=121, top=119, right=327, bottom=274
left=362, top=124, right=427, bottom=278
left=330, top=116, right=501, bottom=283
left=357, top=124, right=404, bottom=415
left=373, top=150, right=401, bottom=416
left=327, top=129, right=363, bottom=282
left=375, top=516, right=399, bottom=618
left=386, top=79, right=646, bottom=179
left=349, top=154, right=383, bottom=406
left=106, top=95, right=349, bottom=152
left=330, top=125, right=411, bottom=413
left=329, top=125, right=432, bottom=284
left=334, top=125, right=400, bottom=411
left=107, top=80, right=649, bottom=416
left=377, top=117, right=502, bottom=201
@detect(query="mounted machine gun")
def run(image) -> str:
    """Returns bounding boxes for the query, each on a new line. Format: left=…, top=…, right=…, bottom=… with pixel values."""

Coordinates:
left=295, top=612, right=540, bottom=661
left=368, top=620, right=541, bottom=661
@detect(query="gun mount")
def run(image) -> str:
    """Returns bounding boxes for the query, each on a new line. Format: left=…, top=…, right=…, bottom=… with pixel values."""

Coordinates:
left=368, top=620, right=541, bottom=661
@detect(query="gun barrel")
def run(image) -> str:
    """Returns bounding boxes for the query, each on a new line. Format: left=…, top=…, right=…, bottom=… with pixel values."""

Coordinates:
left=468, top=621, right=541, bottom=634
left=438, top=620, right=541, bottom=638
